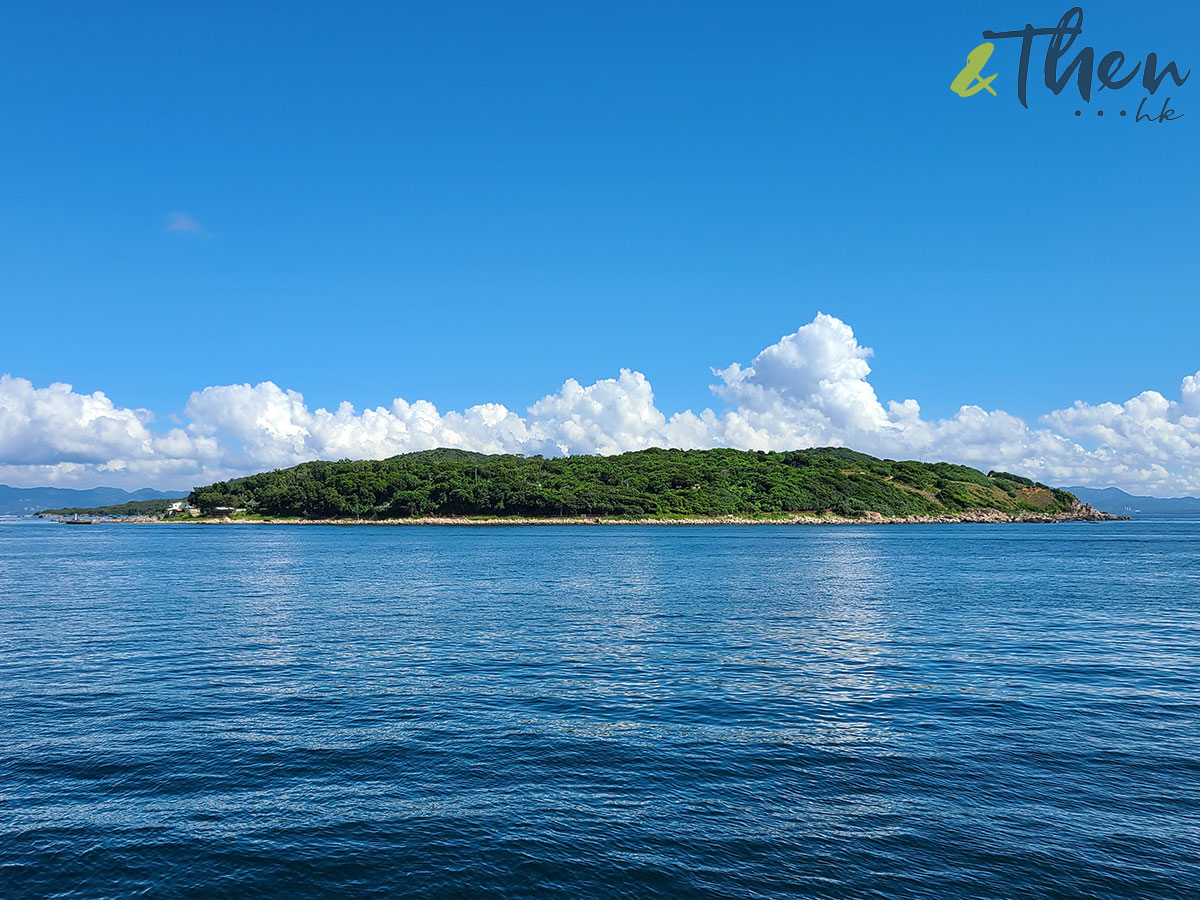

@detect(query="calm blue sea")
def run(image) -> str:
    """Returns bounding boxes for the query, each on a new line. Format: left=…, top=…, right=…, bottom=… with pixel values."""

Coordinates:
left=1, top=518, right=1198, bottom=899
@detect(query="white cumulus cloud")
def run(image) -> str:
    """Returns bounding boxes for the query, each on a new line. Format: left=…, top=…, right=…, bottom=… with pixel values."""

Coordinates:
left=0, top=375, right=220, bottom=487
left=2, top=313, right=1199, bottom=496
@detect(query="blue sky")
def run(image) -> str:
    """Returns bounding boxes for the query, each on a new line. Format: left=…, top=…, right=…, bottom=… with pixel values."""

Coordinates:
left=1, top=2, right=1197, bottom=492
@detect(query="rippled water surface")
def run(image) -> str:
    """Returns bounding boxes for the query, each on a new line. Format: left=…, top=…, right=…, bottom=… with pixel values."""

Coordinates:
left=2, top=518, right=1199, bottom=899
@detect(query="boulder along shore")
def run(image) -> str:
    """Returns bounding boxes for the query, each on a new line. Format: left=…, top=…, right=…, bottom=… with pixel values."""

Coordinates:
left=105, top=503, right=1126, bottom=526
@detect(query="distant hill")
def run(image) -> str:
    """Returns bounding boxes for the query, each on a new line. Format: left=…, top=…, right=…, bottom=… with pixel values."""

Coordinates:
left=1064, top=486, right=1200, bottom=516
left=0, top=485, right=185, bottom=516
left=35, top=498, right=185, bottom=518
left=185, top=447, right=1102, bottom=521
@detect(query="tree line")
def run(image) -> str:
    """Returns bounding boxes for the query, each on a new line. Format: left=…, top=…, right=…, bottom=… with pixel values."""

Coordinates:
left=186, top=447, right=1078, bottom=520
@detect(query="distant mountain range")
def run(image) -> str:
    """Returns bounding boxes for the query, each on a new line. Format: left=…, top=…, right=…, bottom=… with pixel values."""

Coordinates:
left=1064, top=486, right=1200, bottom=516
left=0, top=485, right=185, bottom=516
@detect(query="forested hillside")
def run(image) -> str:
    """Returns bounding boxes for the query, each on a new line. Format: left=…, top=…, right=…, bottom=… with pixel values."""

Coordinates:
left=36, top=498, right=183, bottom=518
left=186, top=448, right=1080, bottom=520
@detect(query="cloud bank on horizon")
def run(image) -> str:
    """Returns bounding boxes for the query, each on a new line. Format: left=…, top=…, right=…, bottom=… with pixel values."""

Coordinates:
left=2, top=313, right=1198, bottom=496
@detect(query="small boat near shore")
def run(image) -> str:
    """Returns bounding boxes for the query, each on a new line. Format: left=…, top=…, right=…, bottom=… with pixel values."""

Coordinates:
left=60, top=517, right=97, bottom=525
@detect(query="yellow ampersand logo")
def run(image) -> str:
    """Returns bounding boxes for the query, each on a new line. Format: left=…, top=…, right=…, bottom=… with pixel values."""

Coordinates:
left=950, top=42, right=998, bottom=97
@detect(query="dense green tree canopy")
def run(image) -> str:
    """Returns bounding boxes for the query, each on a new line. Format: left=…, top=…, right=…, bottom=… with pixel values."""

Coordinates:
left=186, top=448, right=1079, bottom=520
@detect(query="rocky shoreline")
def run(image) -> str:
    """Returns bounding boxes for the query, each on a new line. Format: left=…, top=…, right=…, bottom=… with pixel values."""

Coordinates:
left=97, top=503, right=1127, bottom=526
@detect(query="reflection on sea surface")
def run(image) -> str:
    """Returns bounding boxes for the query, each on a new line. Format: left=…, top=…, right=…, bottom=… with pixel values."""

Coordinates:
left=1, top=519, right=1198, bottom=899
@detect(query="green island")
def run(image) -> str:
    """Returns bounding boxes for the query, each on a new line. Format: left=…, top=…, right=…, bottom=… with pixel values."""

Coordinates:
left=38, top=448, right=1124, bottom=524
left=37, top=498, right=184, bottom=518
left=138, top=447, right=1117, bottom=524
